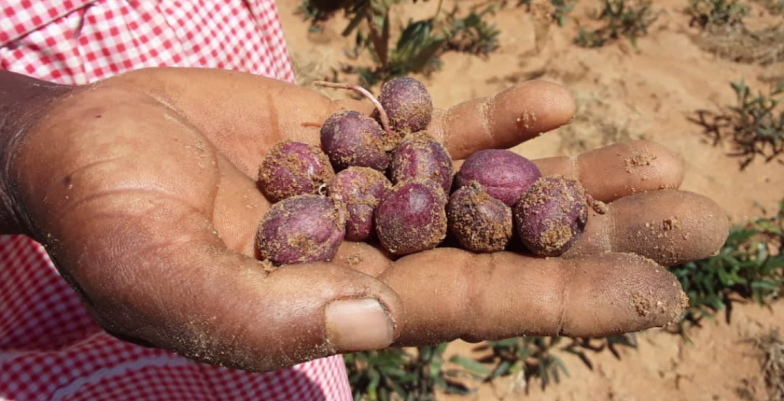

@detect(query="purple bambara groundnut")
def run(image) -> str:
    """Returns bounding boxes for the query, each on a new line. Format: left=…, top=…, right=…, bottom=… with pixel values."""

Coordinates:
left=455, top=149, right=542, bottom=207
left=257, top=195, right=347, bottom=265
left=447, top=181, right=513, bottom=253
left=378, top=77, right=433, bottom=136
left=258, top=140, right=335, bottom=203
left=328, top=167, right=392, bottom=241
left=513, top=176, right=589, bottom=257
left=388, top=132, right=454, bottom=194
left=375, top=179, right=448, bottom=255
left=320, top=110, right=390, bottom=172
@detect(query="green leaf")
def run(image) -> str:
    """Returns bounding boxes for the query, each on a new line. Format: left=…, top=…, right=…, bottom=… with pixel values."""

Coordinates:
left=396, top=19, right=433, bottom=51
left=389, top=378, right=407, bottom=398
left=551, top=364, right=561, bottom=384
left=430, top=360, right=443, bottom=378
left=553, top=356, right=570, bottom=377
left=509, top=362, right=523, bottom=375
left=342, top=5, right=368, bottom=36
left=435, top=342, right=450, bottom=356
left=540, top=361, right=549, bottom=387
left=717, top=268, right=732, bottom=286
left=518, top=345, right=533, bottom=360
left=419, top=346, right=433, bottom=362
left=449, top=355, right=492, bottom=377
left=408, top=37, right=446, bottom=73
left=368, top=368, right=381, bottom=393
left=751, top=279, right=781, bottom=292
left=765, top=255, right=784, bottom=269
left=494, top=360, right=512, bottom=377
left=384, top=367, right=408, bottom=378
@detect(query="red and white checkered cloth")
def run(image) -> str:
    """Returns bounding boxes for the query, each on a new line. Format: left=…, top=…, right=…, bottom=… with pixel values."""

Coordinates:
left=1, top=1, right=353, bottom=400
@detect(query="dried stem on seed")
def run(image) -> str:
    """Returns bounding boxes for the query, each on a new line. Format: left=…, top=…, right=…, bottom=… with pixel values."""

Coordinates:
left=313, top=81, right=393, bottom=139
left=586, top=194, right=608, bottom=215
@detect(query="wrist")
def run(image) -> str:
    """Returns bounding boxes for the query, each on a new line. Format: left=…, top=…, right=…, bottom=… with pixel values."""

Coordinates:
left=0, top=71, right=72, bottom=235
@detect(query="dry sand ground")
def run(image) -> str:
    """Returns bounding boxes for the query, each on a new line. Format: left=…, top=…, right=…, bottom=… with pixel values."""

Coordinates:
left=276, top=0, right=784, bottom=399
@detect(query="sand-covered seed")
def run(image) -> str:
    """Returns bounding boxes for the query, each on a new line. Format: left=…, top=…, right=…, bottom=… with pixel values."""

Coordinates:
left=447, top=181, right=513, bottom=253
left=257, top=195, right=346, bottom=265
left=378, top=77, right=433, bottom=137
left=513, top=176, right=589, bottom=257
left=258, top=140, right=335, bottom=203
left=455, top=149, right=542, bottom=207
left=389, top=132, right=454, bottom=194
left=328, top=167, right=392, bottom=241
left=375, top=179, right=448, bottom=255
left=320, top=110, right=390, bottom=172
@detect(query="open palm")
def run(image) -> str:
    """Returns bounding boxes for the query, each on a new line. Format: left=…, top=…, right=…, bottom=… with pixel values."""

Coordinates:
left=9, top=68, right=728, bottom=373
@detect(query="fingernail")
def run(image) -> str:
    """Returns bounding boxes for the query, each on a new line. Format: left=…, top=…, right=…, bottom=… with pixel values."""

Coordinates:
left=326, top=298, right=394, bottom=351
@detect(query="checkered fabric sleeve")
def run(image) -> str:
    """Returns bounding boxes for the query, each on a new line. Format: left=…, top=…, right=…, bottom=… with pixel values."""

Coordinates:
left=0, top=1, right=353, bottom=400
left=0, top=0, right=294, bottom=84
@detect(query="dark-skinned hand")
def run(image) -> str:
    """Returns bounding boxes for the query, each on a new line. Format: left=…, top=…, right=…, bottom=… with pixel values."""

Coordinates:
left=1, top=68, right=729, bottom=373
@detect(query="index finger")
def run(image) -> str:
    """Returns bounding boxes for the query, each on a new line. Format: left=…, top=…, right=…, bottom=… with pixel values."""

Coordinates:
left=428, top=80, right=576, bottom=159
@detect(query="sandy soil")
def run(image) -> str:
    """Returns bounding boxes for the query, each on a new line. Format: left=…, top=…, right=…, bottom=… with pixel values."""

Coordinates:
left=436, top=301, right=783, bottom=401
left=275, top=0, right=784, bottom=399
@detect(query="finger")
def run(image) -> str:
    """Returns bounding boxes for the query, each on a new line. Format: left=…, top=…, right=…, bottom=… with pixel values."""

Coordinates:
left=428, top=80, right=576, bottom=159
left=378, top=250, right=687, bottom=345
left=333, top=241, right=394, bottom=277
left=331, top=190, right=730, bottom=274
left=532, top=140, right=685, bottom=202
left=563, top=189, right=730, bottom=266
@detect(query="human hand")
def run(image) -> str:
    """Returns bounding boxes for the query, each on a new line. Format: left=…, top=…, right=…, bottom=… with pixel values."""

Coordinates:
left=2, top=68, right=729, bottom=372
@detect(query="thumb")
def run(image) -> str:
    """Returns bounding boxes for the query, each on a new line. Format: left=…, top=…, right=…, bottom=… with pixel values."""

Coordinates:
left=40, top=196, right=402, bottom=372
left=79, top=238, right=401, bottom=372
